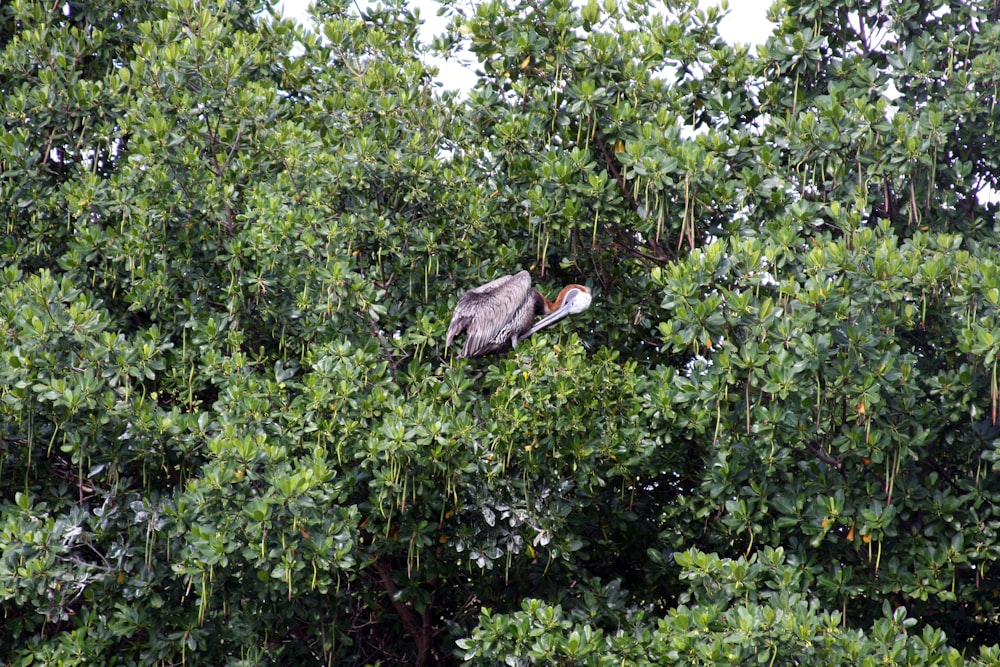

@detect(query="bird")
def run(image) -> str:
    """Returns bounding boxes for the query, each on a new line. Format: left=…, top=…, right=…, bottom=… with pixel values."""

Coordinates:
left=445, top=270, right=593, bottom=358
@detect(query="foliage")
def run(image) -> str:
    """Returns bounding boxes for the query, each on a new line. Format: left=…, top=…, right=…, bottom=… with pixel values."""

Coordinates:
left=460, top=547, right=1000, bottom=666
left=3, top=0, right=1000, bottom=664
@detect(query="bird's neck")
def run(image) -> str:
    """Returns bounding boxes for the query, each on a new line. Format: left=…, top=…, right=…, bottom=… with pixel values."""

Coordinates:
left=540, top=284, right=586, bottom=314
left=535, top=291, right=555, bottom=315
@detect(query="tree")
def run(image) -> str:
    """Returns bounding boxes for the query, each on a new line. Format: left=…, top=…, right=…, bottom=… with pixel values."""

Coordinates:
left=3, top=0, right=1000, bottom=664
left=452, top=0, right=1000, bottom=657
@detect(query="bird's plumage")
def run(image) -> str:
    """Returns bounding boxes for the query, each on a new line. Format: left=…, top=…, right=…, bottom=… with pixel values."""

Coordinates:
left=445, top=270, right=592, bottom=358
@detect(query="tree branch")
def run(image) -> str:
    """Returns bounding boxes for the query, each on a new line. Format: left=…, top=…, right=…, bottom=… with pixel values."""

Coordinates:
left=373, top=558, right=432, bottom=666
left=805, top=444, right=843, bottom=470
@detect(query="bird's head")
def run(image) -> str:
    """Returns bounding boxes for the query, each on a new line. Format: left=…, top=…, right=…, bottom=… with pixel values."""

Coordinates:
left=522, top=283, right=593, bottom=341
left=557, top=285, right=592, bottom=314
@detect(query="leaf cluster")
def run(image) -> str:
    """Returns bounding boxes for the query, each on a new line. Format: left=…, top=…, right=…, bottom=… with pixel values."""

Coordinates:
left=4, top=0, right=1000, bottom=664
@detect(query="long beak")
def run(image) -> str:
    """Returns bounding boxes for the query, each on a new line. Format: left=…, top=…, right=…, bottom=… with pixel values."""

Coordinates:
left=522, top=303, right=574, bottom=340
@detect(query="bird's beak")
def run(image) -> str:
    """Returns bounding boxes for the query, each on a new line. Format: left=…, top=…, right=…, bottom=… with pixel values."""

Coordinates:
left=523, top=290, right=592, bottom=339
left=523, top=305, right=573, bottom=339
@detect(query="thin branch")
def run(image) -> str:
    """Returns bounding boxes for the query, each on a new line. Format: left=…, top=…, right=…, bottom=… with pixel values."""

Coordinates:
left=805, top=444, right=843, bottom=470
left=373, top=558, right=433, bottom=667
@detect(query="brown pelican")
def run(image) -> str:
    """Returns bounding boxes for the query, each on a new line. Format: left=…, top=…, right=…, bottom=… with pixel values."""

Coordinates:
left=445, top=270, right=592, bottom=358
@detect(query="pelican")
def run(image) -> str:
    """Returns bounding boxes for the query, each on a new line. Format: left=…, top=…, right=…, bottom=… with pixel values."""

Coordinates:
left=445, top=270, right=592, bottom=358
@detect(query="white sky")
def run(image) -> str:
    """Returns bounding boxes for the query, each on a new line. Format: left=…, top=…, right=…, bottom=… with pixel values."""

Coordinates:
left=276, top=0, right=775, bottom=91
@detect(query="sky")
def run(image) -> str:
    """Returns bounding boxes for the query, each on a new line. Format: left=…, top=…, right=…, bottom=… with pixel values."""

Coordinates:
left=275, top=0, right=776, bottom=92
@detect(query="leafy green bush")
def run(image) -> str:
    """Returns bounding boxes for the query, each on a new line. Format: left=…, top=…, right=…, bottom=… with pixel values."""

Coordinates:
left=4, top=0, right=1000, bottom=664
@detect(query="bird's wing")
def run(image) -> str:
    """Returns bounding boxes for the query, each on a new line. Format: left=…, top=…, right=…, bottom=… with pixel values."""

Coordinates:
left=446, top=271, right=534, bottom=357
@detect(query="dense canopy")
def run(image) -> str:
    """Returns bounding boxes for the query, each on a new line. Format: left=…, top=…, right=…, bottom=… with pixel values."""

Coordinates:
left=3, top=0, right=1000, bottom=664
